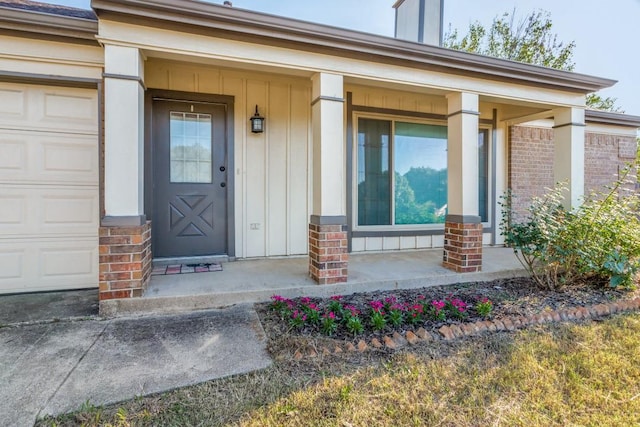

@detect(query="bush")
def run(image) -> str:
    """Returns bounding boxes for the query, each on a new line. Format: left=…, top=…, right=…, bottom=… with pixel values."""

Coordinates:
left=501, top=162, right=640, bottom=290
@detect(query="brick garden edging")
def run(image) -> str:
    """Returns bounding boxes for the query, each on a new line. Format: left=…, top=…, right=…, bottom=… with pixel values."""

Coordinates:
left=291, top=297, right=640, bottom=361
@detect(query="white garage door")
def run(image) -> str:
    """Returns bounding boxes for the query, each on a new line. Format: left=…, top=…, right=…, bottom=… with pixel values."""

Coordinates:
left=0, top=82, right=99, bottom=294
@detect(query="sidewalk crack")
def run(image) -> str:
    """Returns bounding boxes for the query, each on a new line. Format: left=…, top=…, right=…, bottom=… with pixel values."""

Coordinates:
left=35, top=321, right=110, bottom=422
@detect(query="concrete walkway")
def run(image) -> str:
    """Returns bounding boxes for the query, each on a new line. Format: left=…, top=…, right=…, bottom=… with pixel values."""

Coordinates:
left=0, top=292, right=271, bottom=427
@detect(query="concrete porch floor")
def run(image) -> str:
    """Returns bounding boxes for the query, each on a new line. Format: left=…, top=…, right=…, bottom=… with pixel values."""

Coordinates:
left=100, top=247, right=526, bottom=317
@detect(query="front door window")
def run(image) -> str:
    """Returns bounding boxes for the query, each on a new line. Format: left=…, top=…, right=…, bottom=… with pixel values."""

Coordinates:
left=169, top=112, right=212, bottom=184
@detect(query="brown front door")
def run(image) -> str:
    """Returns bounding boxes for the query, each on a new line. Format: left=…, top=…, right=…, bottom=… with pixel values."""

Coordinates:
left=152, top=99, right=228, bottom=257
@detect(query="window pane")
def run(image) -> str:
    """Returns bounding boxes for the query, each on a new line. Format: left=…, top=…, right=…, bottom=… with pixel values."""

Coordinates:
left=357, top=118, right=391, bottom=225
left=394, top=122, right=448, bottom=224
left=478, top=129, right=489, bottom=222
left=170, top=112, right=212, bottom=183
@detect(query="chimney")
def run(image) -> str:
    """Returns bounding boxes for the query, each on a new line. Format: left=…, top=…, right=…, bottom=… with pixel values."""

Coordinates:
left=223, top=1, right=232, bottom=6
left=393, top=0, right=443, bottom=46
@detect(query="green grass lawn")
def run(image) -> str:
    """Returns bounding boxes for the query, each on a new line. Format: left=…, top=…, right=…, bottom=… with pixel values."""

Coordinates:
left=41, top=313, right=640, bottom=427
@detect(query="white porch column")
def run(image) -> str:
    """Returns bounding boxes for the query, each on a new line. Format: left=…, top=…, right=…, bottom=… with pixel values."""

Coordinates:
left=444, top=92, right=483, bottom=273
left=308, top=73, right=348, bottom=284
left=446, top=92, right=480, bottom=216
left=103, top=45, right=146, bottom=225
left=99, top=45, right=150, bottom=303
left=311, top=73, right=346, bottom=218
left=553, top=107, right=585, bottom=209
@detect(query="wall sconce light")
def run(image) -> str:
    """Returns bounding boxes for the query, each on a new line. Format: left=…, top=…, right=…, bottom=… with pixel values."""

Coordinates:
left=250, top=105, right=265, bottom=133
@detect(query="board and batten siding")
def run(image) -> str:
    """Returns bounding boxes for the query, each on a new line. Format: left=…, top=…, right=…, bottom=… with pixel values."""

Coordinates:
left=145, top=60, right=311, bottom=258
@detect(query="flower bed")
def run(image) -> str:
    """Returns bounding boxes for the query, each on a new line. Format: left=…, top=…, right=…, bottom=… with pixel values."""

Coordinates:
left=271, top=294, right=492, bottom=338
left=259, top=277, right=637, bottom=342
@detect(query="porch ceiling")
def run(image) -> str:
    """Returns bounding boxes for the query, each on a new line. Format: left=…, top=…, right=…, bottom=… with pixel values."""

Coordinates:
left=144, top=50, right=315, bottom=80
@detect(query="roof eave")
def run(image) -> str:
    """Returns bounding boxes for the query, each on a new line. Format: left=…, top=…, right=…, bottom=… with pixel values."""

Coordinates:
left=0, top=6, right=98, bottom=43
left=91, top=0, right=616, bottom=94
left=586, top=110, right=640, bottom=128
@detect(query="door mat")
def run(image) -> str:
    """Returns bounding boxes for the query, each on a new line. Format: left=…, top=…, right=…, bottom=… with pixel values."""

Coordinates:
left=151, top=263, right=223, bottom=276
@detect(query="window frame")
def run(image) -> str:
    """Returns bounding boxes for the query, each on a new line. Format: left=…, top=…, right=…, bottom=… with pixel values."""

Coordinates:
left=351, top=111, right=493, bottom=232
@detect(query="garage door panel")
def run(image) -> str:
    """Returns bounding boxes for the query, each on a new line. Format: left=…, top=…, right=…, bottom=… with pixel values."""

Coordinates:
left=0, top=250, right=23, bottom=280
left=0, top=186, right=98, bottom=236
left=0, top=87, right=25, bottom=117
left=0, top=82, right=98, bottom=294
left=0, top=83, right=97, bottom=134
left=0, top=139, right=25, bottom=172
left=0, top=238, right=98, bottom=293
left=0, top=131, right=97, bottom=185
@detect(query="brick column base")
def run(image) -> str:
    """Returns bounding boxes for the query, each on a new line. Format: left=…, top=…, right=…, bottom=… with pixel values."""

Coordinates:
left=443, top=218, right=483, bottom=273
left=99, top=221, right=152, bottom=300
left=308, top=221, right=348, bottom=285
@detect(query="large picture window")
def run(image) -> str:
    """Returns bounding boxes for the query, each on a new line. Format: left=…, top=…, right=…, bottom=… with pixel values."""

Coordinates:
left=356, top=117, right=489, bottom=227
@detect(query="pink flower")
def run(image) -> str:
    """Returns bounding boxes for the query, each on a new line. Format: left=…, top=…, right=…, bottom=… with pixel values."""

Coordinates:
left=329, top=295, right=343, bottom=301
left=324, top=311, right=336, bottom=319
left=300, top=297, right=311, bottom=305
left=370, top=300, right=384, bottom=312
left=384, top=296, right=397, bottom=305
left=307, top=303, right=319, bottom=311
left=390, top=303, right=405, bottom=311
left=432, top=300, right=445, bottom=311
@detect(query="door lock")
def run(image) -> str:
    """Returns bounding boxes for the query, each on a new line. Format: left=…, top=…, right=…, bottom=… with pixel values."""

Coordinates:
left=219, top=166, right=226, bottom=172
left=220, top=182, right=226, bottom=188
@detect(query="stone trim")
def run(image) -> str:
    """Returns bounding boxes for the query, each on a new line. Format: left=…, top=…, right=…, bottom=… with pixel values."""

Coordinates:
left=310, top=95, right=344, bottom=106
left=292, top=297, right=640, bottom=360
left=447, top=109, right=480, bottom=118
left=309, top=223, right=348, bottom=285
left=99, top=221, right=152, bottom=301
left=552, top=122, right=586, bottom=129
left=309, top=215, right=347, bottom=226
left=101, top=215, right=147, bottom=226
left=445, top=214, right=481, bottom=224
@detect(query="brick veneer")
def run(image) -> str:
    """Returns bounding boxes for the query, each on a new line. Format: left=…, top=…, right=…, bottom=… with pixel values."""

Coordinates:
left=509, top=125, right=638, bottom=218
left=308, top=223, right=348, bottom=284
left=442, top=220, right=483, bottom=273
left=99, top=221, right=152, bottom=300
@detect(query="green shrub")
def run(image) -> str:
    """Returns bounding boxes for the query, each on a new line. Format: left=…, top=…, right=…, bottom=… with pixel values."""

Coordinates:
left=501, top=162, right=640, bottom=290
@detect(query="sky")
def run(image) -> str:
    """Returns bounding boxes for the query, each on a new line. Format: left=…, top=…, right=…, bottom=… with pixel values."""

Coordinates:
left=51, top=0, right=640, bottom=116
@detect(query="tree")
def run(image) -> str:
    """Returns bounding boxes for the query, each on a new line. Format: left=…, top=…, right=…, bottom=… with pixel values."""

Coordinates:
left=444, top=9, right=622, bottom=112
left=585, top=93, right=624, bottom=113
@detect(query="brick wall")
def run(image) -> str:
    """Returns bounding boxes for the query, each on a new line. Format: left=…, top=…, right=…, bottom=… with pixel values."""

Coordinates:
left=308, top=223, right=349, bottom=284
left=443, top=221, right=483, bottom=273
left=99, top=221, right=152, bottom=300
left=508, top=126, right=555, bottom=218
left=585, top=133, right=637, bottom=195
left=509, top=125, right=638, bottom=218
